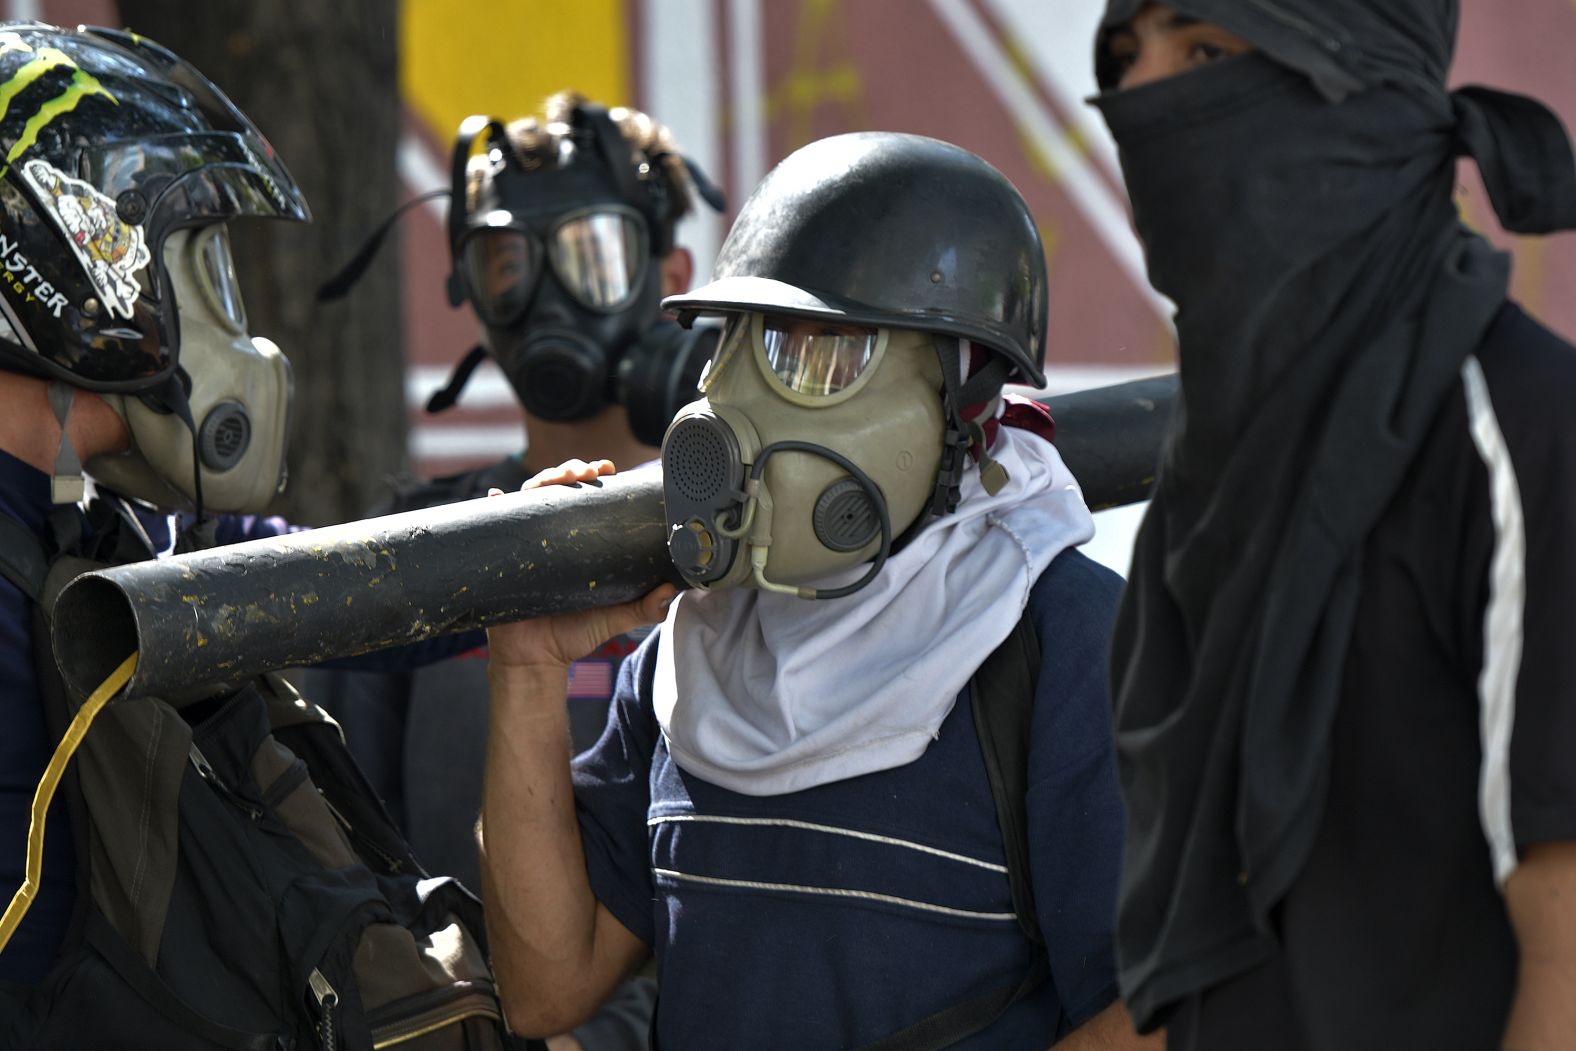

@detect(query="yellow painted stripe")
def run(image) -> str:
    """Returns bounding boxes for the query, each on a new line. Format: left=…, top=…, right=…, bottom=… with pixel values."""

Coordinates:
left=399, top=0, right=631, bottom=145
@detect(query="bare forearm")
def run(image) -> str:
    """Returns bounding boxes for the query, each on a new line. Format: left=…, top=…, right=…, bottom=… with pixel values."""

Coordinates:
left=1502, top=842, right=1576, bottom=1051
left=480, top=664, right=627, bottom=1034
left=1502, top=961, right=1576, bottom=1050
left=1053, top=1002, right=1164, bottom=1050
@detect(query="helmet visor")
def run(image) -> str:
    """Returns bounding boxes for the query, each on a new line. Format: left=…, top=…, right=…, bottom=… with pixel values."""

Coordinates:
left=80, top=131, right=311, bottom=226
left=758, top=314, right=884, bottom=401
left=547, top=207, right=647, bottom=311
left=461, top=226, right=543, bottom=327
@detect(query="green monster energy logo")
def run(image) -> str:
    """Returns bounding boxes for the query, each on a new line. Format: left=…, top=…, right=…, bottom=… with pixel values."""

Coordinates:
left=0, top=33, right=116, bottom=178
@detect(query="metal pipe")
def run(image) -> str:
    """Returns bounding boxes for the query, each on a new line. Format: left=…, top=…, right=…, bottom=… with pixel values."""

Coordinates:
left=1042, top=374, right=1173, bottom=511
left=51, top=375, right=1174, bottom=701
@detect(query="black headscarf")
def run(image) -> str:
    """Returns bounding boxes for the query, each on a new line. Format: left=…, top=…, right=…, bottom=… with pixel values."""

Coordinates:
left=1091, top=0, right=1576, bottom=1029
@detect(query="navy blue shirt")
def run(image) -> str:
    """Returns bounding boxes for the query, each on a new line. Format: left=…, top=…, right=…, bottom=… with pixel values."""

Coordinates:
left=573, top=549, right=1126, bottom=1048
left=0, top=450, right=69, bottom=985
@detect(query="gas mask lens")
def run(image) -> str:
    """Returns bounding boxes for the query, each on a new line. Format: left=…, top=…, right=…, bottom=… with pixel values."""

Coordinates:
left=548, top=209, right=645, bottom=310
left=192, top=224, right=247, bottom=333
left=462, top=227, right=541, bottom=327
left=461, top=206, right=648, bottom=324
left=758, top=314, right=883, bottom=402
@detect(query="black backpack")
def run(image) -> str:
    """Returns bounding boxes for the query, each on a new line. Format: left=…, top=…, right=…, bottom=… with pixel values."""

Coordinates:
left=0, top=505, right=540, bottom=1051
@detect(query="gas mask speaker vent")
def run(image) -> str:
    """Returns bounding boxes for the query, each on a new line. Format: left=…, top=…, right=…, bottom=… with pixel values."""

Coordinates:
left=666, top=417, right=733, bottom=503
left=198, top=400, right=252, bottom=470
left=813, top=477, right=880, bottom=552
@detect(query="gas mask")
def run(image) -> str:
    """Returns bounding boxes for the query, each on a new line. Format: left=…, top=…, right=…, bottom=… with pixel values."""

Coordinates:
left=86, top=225, right=292, bottom=514
left=662, top=313, right=946, bottom=599
left=462, top=203, right=681, bottom=427
left=433, top=106, right=725, bottom=444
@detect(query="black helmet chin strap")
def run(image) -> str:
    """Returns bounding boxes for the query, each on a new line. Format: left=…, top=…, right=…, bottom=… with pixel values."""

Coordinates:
left=46, top=380, right=85, bottom=504
left=138, top=371, right=209, bottom=535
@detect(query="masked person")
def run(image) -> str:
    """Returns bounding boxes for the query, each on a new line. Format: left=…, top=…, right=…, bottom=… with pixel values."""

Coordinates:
left=1091, top=4, right=1576, bottom=1049
left=307, top=92, right=723, bottom=1051
left=419, top=90, right=724, bottom=503
left=311, top=92, right=722, bottom=847
left=0, top=24, right=307, bottom=999
left=0, top=25, right=530, bottom=1049
left=477, top=132, right=1159, bottom=1049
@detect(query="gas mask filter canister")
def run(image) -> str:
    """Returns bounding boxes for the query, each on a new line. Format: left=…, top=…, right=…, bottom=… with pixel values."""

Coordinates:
left=661, top=313, right=945, bottom=599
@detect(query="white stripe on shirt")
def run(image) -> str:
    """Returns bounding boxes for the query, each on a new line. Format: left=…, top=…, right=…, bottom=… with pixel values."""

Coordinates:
left=647, top=813, right=1009, bottom=873
left=1461, top=355, right=1527, bottom=887
left=651, top=868, right=1018, bottom=922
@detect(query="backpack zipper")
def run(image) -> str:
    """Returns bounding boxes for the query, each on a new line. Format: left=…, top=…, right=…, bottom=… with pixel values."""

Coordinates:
left=188, top=742, right=263, bottom=819
left=369, top=985, right=503, bottom=1049
left=319, top=793, right=406, bottom=874
left=308, top=967, right=340, bottom=1050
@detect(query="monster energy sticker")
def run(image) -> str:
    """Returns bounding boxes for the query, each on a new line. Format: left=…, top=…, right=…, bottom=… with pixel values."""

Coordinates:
left=21, top=159, right=149, bottom=320
left=0, top=32, right=118, bottom=180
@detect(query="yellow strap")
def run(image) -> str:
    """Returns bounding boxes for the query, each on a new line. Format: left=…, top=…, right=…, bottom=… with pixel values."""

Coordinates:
left=0, top=652, right=137, bottom=952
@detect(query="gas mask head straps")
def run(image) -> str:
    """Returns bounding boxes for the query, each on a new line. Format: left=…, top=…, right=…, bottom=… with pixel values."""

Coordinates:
left=927, top=335, right=1012, bottom=520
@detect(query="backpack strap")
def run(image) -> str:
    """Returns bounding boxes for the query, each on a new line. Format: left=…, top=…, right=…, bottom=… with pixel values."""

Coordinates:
left=972, top=611, right=1044, bottom=948
left=27, top=507, right=192, bottom=967
left=854, top=610, right=1046, bottom=1051
left=0, top=510, right=47, bottom=600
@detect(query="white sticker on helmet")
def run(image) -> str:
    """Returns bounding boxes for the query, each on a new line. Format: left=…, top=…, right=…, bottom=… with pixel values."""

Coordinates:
left=20, top=158, right=150, bottom=320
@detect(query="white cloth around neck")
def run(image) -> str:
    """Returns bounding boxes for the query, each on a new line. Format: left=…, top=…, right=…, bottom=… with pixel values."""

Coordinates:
left=653, top=426, right=1095, bottom=796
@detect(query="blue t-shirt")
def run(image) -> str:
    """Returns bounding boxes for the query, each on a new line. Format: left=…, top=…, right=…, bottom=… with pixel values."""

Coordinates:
left=573, top=549, right=1126, bottom=1048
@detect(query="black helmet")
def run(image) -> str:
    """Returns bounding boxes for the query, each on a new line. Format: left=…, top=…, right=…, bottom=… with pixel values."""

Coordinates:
left=664, top=131, right=1048, bottom=388
left=0, top=23, right=309, bottom=393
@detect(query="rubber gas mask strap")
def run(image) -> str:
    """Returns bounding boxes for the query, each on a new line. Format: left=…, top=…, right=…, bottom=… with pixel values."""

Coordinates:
left=928, top=336, right=970, bottom=518
left=957, top=354, right=1013, bottom=495
left=318, top=188, right=451, bottom=303
left=446, top=115, right=512, bottom=307
left=577, top=103, right=666, bottom=250
left=46, top=381, right=84, bottom=504
left=425, top=344, right=489, bottom=413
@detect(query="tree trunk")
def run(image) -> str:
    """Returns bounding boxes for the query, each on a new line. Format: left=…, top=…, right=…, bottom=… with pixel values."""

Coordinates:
left=114, top=0, right=406, bottom=525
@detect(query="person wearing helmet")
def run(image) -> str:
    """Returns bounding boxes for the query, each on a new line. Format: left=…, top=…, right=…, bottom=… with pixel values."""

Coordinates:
left=476, top=133, right=1155, bottom=1048
left=1091, top=3, right=1576, bottom=1049
left=0, top=25, right=489, bottom=1029
left=0, top=23, right=311, bottom=995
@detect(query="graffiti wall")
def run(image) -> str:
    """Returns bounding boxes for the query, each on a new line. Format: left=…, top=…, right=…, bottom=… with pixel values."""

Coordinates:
left=398, top=0, right=1576, bottom=475
left=21, top=0, right=1576, bottom=480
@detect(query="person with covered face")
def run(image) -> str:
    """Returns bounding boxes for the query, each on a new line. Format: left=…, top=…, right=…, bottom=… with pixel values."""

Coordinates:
left=477, top=132, right=1159, bottom=1048
left=1092, top=2, right=1576, bottom=1048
